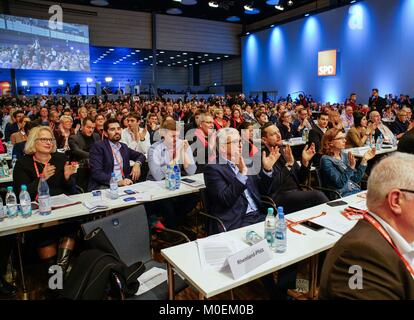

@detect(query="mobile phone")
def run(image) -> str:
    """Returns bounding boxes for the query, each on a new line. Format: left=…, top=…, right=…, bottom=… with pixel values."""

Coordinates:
left=123, top=197, right=136, bottom=202
left=124, top=189, right=136, bottom=195
left=300, top=221, right=324, bottom=231
left=182, top=178, right=196, bottom=183
left=326, top=200, right=348, bottom=207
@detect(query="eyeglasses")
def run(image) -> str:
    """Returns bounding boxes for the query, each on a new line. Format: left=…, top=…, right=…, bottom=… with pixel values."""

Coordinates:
left=36, top=138, right=55, bottom=144
left=333, top=136, right=347, bottom=140
left=400, top=189, right=414, bottom=195
left=226, top=140, right=242, bottom=146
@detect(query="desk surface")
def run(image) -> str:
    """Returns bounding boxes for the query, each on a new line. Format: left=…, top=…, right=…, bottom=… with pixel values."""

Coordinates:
left=161, top=193, right=362, bottom=299
left=344, top=145, right=397, bottom=158
left=0, top=174, right=205, bottom=236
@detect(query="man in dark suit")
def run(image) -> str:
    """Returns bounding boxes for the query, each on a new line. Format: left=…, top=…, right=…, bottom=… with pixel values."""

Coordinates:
left=261, top=123, right=328, bottom=214
left=320, top=153, right=414, bottom=299
left=368, top=88, right=387, bottom=114
left=203, top=128, right=278, bottom=231
left=68, top=117, right=100, bottom=191
left=308, top=111, right=329, bottom=166
left=88, top=119, right=146, bottom=191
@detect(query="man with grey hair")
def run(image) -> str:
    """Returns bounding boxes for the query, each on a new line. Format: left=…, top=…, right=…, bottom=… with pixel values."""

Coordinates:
left=203, top=127, right=279, bottom=231
left=319, top=152, right=414, bottom=299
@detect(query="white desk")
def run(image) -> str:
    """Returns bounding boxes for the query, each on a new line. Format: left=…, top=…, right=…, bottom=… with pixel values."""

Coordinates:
left=0, top=175, right=13, bottom=184
left=283, top=137, right=306, bottom=147
left=161, top=192, right=363, bottom=299
left=344, top=145, right=397, bottom=158
left=0, top=174, right=205, bottom=237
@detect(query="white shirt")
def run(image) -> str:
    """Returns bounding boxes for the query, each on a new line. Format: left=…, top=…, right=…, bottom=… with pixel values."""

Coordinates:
left=369, top=212, right=414, bottom=271
left=121, top=128, right=151, bottom=155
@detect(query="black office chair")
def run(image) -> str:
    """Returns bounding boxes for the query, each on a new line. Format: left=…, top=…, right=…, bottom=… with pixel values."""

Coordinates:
left=81, top=205, right=188, bottom=300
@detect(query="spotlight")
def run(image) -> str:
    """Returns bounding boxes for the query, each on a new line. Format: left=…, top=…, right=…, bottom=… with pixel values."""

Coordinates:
left=105, top=77, right=112, bottom=82
left=86, top=77, right=93, bottom=83
left=43, top=81, right=49, bottom=86
left=275, top=5, right=284, bottom=10
left=21, top=80, right=28, bottom=86
left=208, top=1, right=218, bottom=8
left=287, top=0, right=294, bottom=6
left=244, top=4, right=253, bottom=11
left=58, top=80, right=64, bottom=85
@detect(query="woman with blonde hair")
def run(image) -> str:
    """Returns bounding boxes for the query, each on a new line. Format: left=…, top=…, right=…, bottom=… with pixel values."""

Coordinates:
left=13, top=126, right=78, bottom=279
left=54, top=115, right=74, bottom=150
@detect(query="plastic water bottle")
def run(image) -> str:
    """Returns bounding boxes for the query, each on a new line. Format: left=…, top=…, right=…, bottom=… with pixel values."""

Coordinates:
left=6, top=142, right=12, bottom=157
left=302, top=127, right=309, bottom=142
left=392, top=134, right=398, bottom=147
left=2, top=160, right=9, bottom=177
left=264, top=208, right=276, bottom=249
left=19, top=185, right=32, bottom=218
left=109, top=172, right=119, bottom=200
left=275, top=206, right=287, bottom=253
left=173, top=164, right=181, bottom=190
left=0, top=197, right=5, bottom=221
left=38, top=174, right=51, bottom=216
left=5, top=186, right=18, bottom=218
left=12, top=155, right=17, bottom=171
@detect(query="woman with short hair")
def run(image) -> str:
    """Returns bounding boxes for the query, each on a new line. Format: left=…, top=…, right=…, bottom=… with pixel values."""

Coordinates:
left=320, top=128, right=376, bottom=198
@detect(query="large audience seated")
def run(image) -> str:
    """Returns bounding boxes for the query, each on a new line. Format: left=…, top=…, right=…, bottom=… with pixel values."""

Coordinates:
left=0, top=87, right=413, bottom=300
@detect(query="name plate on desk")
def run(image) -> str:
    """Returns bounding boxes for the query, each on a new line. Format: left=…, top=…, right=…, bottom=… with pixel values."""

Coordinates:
left=225, top=240, right=272, bottom=280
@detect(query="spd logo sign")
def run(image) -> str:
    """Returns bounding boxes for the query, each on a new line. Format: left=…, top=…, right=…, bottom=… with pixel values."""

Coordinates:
left=318, top=50, right=337, bottom=77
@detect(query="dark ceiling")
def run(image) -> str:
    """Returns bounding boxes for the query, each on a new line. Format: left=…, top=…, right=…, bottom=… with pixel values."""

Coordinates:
left=58, top=0, right=318, bottom=24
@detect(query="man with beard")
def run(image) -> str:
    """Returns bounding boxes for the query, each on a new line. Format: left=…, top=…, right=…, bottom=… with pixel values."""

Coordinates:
left=88, top=119, right=146, bottom=191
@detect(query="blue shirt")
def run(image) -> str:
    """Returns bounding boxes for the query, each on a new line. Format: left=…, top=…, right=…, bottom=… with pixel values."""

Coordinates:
left=227, top=160, right=259, bottom=214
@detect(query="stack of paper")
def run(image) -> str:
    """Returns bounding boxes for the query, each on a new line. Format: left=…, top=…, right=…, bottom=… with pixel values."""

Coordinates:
left=83, top=200, right=110, bottom=212
left=135, top=267, right=168, bottom=296
left=50, top=194, right=80, bottom=209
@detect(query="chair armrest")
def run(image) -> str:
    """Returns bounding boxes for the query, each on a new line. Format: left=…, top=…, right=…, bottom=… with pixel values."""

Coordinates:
left=261, top=195, right=277, bottom=211
left=154, top=226, right=191, bottom=243
left=198, top=211, right=227, bottom=233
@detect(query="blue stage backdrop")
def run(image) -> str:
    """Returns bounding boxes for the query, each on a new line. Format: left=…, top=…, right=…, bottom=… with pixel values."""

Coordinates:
left=242, top=0, right=414, bottom=103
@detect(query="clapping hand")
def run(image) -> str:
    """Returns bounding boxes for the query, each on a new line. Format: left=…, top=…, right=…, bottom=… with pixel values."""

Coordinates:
left=237, top=155, right=248, bottom=176
left=284, top=144, right=295, bottom=166
left=363, top=148, right=376, bottom=163
left=63, top=162, right=76, bottom=180
left=301, top=143, right=316, bottom=167
left=348, top=151, right=356, bottom=169
left=44, top=164, right=56, bottom=180
left=262, top=146, right=280, bottom=172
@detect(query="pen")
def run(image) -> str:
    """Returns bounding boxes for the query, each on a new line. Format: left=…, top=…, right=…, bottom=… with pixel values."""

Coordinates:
left=326, top=231, right=337, bottom=237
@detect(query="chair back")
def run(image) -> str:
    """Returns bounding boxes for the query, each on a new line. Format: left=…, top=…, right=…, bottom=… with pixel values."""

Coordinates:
left=82, top=205, right=152, bottom=266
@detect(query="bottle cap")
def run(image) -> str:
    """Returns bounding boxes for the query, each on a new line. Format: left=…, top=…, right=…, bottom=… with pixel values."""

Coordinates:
left=7, top=186, right=13, bottom=191
left=111, top=172, right=115, bottom=177
left=267, top=207, right=274, bottom=215
left=21, top=185, right=27, bottom=191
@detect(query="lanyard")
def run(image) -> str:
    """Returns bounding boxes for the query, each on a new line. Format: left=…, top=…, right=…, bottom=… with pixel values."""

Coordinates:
left=33, top=155, right=48, bottom=178
left=110, top=145, right=124, bottom=179
left=364, top=213, right=414, bottom=279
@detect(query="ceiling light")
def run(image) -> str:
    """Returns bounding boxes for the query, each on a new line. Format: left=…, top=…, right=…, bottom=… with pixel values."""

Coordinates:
left=58, top=80, right=64, bottom=85
left=209, top=59, right=213, bottom=61
left=149, top=55, right=153, bottom=58
left=166, top=8, right=183, bottom=15
left=170, top=57, right=174, bottom=59
left=244, top=4, right=253, bottom=11
left=224, top=55, right=229, bottom=58
left=160, top=51, right=165, bottom=54
left=201, top=61, right=205, bottom=63
left=144, top=58, right=148, bottom=60
left=177, top=61, right=182, bottom=64
left=131, top=52, right=136, bottom=55
left=168, top=64, right=171, bottom=66
left=127, top=54, right=131, bottom=57
left=135, top=49, right=140, bottom=52
left=190, top=58, right=194, bottom=60
left=275, top=5, right=284, bottom=10
left=216, top=57, right=221, bottom=59
left=105, top=77, right=112, bottom=82
left=246, top=32, right=250, bottom=35
left=304, top=13, right=310, bottom=17
left=183, top=52, right=187, bottom=55
left=197, top=56, right=202, bottom=58
left=208, top=1, right=219, bottom=8
left=184, top=60, right=187, bottom=62
left=287, top=0, right=294, bottom=6
left=159, top=60, right=163, bottom=63
left=195, top=62, right=199, bottom=64
left=86, top=77, right=93, bottom=83
left=21, top=80, right=28, bottom=86
left=43, top=81, right=49, bottom=86
left=109, top=48, right=114, bottom=51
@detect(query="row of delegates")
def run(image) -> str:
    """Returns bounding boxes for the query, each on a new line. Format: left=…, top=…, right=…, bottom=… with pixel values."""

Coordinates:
left=88, top=118, right=146, bottom=190
left=202, top=127, right=295, bottom=300
left=12, top=126, right=79, bottom=283
left=145, top=120, right=198, bottom=230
